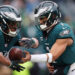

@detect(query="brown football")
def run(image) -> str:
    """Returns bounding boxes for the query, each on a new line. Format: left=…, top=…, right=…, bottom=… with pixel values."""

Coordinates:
left=9, top=48, right=23, bottom=61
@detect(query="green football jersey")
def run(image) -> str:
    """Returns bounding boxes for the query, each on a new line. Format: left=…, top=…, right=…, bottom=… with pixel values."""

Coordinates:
left=20, top=23, right=75, bottom=75
left=44, top=22, right=75, bottom=65
left=39, top=22, right=75, bottom=75
left=21, top=23, right=75, bottom=74
left=31, top=22, right=75, bottom=75
left=0, top=30, right=21, bottom=52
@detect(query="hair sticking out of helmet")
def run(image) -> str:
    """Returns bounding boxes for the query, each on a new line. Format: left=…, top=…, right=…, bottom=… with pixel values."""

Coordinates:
left=34, top=1, right=61, bottom=31
left=0, top=5, right=21, bottom=37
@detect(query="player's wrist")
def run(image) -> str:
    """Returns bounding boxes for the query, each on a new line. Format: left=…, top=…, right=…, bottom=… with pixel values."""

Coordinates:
left=31, top=38, right=39, bottom=48
left=22, top=51, right=31, bottom=62
left=27, top=54, right=31, bottom=61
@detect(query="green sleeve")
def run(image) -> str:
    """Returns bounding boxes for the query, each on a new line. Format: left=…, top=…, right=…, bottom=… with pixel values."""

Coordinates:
left=56, top=24, right=74, bottom=39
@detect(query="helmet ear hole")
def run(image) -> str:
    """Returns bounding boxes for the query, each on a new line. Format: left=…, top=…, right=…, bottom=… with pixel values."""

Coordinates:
left=34, top=8, right=38, bottom=14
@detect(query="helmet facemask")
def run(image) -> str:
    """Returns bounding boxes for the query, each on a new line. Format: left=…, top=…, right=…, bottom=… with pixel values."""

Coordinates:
left=7, top=21, right=21, bottom=37
left=39, top=13, right=52, bottom=31
left=0, top=18, right=21, bottom=37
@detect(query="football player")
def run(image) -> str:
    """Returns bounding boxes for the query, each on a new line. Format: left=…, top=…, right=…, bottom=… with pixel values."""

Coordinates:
left=0, top=5, right=38, bottom=72
left=22, top=1, right=75, bottom=75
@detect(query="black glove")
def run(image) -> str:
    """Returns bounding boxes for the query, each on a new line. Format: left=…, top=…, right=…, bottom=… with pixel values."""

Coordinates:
left=10, top=62, right=25, bottom=72
left=19, top=39, right=35, bottom=49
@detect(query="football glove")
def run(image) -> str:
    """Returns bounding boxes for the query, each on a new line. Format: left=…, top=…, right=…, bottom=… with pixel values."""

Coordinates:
left=10, top=62, right=25, bottom=72
left=19, top=38, right=35, bottom=49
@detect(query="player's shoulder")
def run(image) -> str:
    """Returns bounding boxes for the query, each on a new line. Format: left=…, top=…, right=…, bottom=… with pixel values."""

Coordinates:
left=57, top=22, right=71, bottom=27
left=55, top=22, right=71, bottom=31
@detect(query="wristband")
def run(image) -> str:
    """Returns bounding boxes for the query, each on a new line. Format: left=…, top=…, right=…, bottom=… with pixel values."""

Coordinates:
left=30, top=53, right=52, bottom=63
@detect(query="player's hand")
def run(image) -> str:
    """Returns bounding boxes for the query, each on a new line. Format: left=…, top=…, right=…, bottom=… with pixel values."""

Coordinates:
left=10, top=62, right=25, bottom=72
left=47, top=63, right=54, bottom=74
left=22, top=51, right=31, bottom=62
left=0, top=52, right=11, bottom=66
left=19, top=38, right=35, bottom=49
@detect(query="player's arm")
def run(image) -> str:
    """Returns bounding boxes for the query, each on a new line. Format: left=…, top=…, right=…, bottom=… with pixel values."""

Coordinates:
left=0, top=52, right=11, bottom=66
left=50, top=38, right=73, bottom=61
left=0, top=52, right=25, bottom=72
left=19, top=37, right=39, bottom=48
left=47, top=38, right=73, bottom=73
left=22, top=38, right=73, bottom=63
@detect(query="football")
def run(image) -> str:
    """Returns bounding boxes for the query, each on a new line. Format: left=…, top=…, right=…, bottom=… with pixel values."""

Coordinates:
left=9, top=48, right=23, bottom=61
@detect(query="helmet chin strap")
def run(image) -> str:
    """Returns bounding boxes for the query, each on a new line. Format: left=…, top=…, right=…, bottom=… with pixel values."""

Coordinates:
left=46, top=20, right=58, bottom=32
left=8, top=29, right=17, bottom=37
left=40, top=22, right=47, bottom=30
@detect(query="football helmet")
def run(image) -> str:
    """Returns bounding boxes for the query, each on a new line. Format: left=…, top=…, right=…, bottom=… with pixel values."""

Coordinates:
left=34, top=1, right=61, bottom=31
left=0, top=5, right=21, bottom=37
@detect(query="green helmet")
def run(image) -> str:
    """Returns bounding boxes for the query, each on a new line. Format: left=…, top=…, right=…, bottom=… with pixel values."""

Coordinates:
left=34, top=1, right=61, bottom=31
left=0, top=5, right=21, bottom=37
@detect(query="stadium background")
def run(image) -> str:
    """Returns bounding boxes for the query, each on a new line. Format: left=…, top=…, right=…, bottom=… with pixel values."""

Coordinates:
left=0, top=0, right=75, bottom=75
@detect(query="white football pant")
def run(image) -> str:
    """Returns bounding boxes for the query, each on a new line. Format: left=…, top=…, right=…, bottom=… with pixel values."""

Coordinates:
left=67, top=63, right=75, bottom=75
